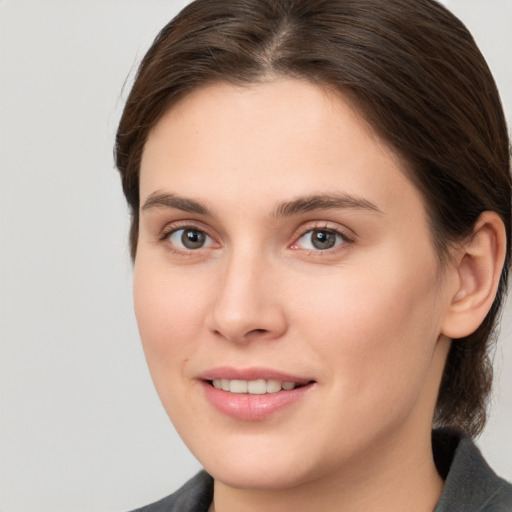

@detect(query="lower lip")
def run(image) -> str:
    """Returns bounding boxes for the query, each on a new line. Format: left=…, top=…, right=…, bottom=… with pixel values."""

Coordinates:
left=201, top=381, right=314, bottom=421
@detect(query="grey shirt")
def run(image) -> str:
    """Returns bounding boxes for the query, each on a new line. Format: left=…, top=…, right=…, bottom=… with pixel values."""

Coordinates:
left=131, top=429, right=512, bottom=511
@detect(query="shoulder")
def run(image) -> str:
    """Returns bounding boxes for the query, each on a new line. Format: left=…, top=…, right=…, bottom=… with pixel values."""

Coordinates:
left=128, top=471, right=213, bottom=512
left=433, top=429, right=512, bottom=512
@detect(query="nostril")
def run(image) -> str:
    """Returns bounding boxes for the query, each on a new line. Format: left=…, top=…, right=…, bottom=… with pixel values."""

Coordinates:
left=246, top=328, right=270, bottom=337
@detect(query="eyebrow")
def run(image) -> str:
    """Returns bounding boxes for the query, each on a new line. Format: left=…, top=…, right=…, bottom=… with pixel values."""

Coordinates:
left=141, top=191, right=382, bottom=217
left=142, top=192, right=212, bottom=216
left=272, top=193, right=382, bottom=217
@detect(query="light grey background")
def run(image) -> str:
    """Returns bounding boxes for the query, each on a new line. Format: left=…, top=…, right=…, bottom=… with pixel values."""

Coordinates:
left=0, top=1, right=510, bottom=511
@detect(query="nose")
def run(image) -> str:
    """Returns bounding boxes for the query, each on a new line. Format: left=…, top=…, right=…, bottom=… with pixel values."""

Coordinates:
left=205, top=250, right=288, bottom=343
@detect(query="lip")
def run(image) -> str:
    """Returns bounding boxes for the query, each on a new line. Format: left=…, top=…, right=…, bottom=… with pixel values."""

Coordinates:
left=198, top=366, right=315, bottom=421
left=199, top=366, right=313, bottom=384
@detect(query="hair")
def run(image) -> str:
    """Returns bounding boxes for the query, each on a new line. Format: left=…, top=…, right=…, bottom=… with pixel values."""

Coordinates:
left=115, top=0, right=511, bottom=436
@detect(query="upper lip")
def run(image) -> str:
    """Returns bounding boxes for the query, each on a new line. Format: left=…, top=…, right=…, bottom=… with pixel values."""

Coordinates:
left=198, top=366, right=314, bottom=384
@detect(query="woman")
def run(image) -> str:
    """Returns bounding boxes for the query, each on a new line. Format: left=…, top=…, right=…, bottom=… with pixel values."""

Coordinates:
left=115, top=0, right=512, bottom=510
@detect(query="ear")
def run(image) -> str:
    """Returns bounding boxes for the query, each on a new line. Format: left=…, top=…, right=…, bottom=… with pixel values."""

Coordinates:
left=441, top=212, right=507, bottom=339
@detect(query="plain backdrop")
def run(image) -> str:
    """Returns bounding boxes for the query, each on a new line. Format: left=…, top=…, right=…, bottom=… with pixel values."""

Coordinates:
left=0, top=1, right=511, bottom=511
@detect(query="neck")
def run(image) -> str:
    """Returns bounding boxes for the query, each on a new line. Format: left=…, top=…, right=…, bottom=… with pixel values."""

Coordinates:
left=210, top=427, right=444, bottom=512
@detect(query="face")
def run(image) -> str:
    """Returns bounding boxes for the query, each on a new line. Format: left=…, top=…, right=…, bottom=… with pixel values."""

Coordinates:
left=135, top=79, right=453, bottom=490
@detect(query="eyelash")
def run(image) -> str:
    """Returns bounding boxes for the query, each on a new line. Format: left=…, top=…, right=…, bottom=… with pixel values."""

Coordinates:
left=290, top=224, right=354, bottom=254
left=158, top=222, right=354, bottom=256
left=159, top=222, right=215, bottom=256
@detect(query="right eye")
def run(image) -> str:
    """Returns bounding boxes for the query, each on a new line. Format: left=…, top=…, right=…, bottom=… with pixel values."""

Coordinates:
left=167, top=228, right=214, bottom=250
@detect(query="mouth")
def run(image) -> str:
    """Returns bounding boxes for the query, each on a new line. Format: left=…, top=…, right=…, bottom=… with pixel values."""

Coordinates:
left=208, top=378, right=308, bottom=394
left=200, top=370, right=315, bottom=420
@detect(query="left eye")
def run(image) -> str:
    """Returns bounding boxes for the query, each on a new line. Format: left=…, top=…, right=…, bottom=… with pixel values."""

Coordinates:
left=294, top=229, right=345, bottom=251
left=167, top=228, right=213, bottom=250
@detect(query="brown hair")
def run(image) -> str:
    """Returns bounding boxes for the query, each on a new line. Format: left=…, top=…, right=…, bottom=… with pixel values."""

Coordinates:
left=115, top=0, right=511, bottom=436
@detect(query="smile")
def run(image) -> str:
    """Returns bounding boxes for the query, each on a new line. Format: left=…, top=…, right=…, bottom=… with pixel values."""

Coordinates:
left=201, top=370, right=315, bottom=420
left=210, top=378, right=303, bottom=394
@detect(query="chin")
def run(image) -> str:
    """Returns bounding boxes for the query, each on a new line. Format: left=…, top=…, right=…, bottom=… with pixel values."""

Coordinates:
left=205, top=458, right=318, bottom=491
left=186, top=431, right=335, bottom=491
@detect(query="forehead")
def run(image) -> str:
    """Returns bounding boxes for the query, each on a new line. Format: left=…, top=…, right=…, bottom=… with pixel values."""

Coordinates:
left=139, top=79, right=425, bottom=222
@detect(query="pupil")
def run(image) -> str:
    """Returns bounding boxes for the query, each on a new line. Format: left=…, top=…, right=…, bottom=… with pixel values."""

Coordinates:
left=312, top=230, right=336, bottom=250
left=182, top=229, right=205, bottom=249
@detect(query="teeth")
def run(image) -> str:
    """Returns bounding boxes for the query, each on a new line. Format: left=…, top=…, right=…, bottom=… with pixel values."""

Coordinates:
left=247, top=379, right=266, bottom=394
left=211, top=378, right=301, bottom=394
left=230, top=379, right=248, bottom=394
left=266, top=379, right=281, bottom=393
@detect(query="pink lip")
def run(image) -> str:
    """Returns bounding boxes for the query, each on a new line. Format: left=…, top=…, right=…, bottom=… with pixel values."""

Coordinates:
left=198, top=367, right=315, bottom=421
left=199, top=366, right=312, bottom=384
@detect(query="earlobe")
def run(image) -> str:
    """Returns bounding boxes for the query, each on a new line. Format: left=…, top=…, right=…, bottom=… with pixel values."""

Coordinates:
left=441, top=212, right=507, bottom=339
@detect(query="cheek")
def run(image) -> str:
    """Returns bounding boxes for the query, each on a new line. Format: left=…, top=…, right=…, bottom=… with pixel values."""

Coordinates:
left=133, top=260, right=205, bottom=370
left=294, top=253, right=443, bottom=403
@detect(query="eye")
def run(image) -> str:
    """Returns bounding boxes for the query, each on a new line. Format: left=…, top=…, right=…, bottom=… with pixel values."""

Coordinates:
left=293, top=228, right=346, bottom=251
left=167, top=228, right=213, bottom=250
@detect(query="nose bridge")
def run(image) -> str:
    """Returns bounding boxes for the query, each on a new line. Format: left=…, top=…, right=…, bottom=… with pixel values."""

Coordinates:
left=207, top=243, right=286, bottom=342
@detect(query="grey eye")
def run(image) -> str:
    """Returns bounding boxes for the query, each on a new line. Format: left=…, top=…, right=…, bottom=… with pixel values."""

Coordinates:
left=296, top=229, right=344, bottom=250
left=169, top=228, right=212, bottom=250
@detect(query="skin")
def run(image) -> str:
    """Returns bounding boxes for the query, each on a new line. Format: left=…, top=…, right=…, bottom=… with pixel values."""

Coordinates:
left=134, top=79, right=467, bottom=512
